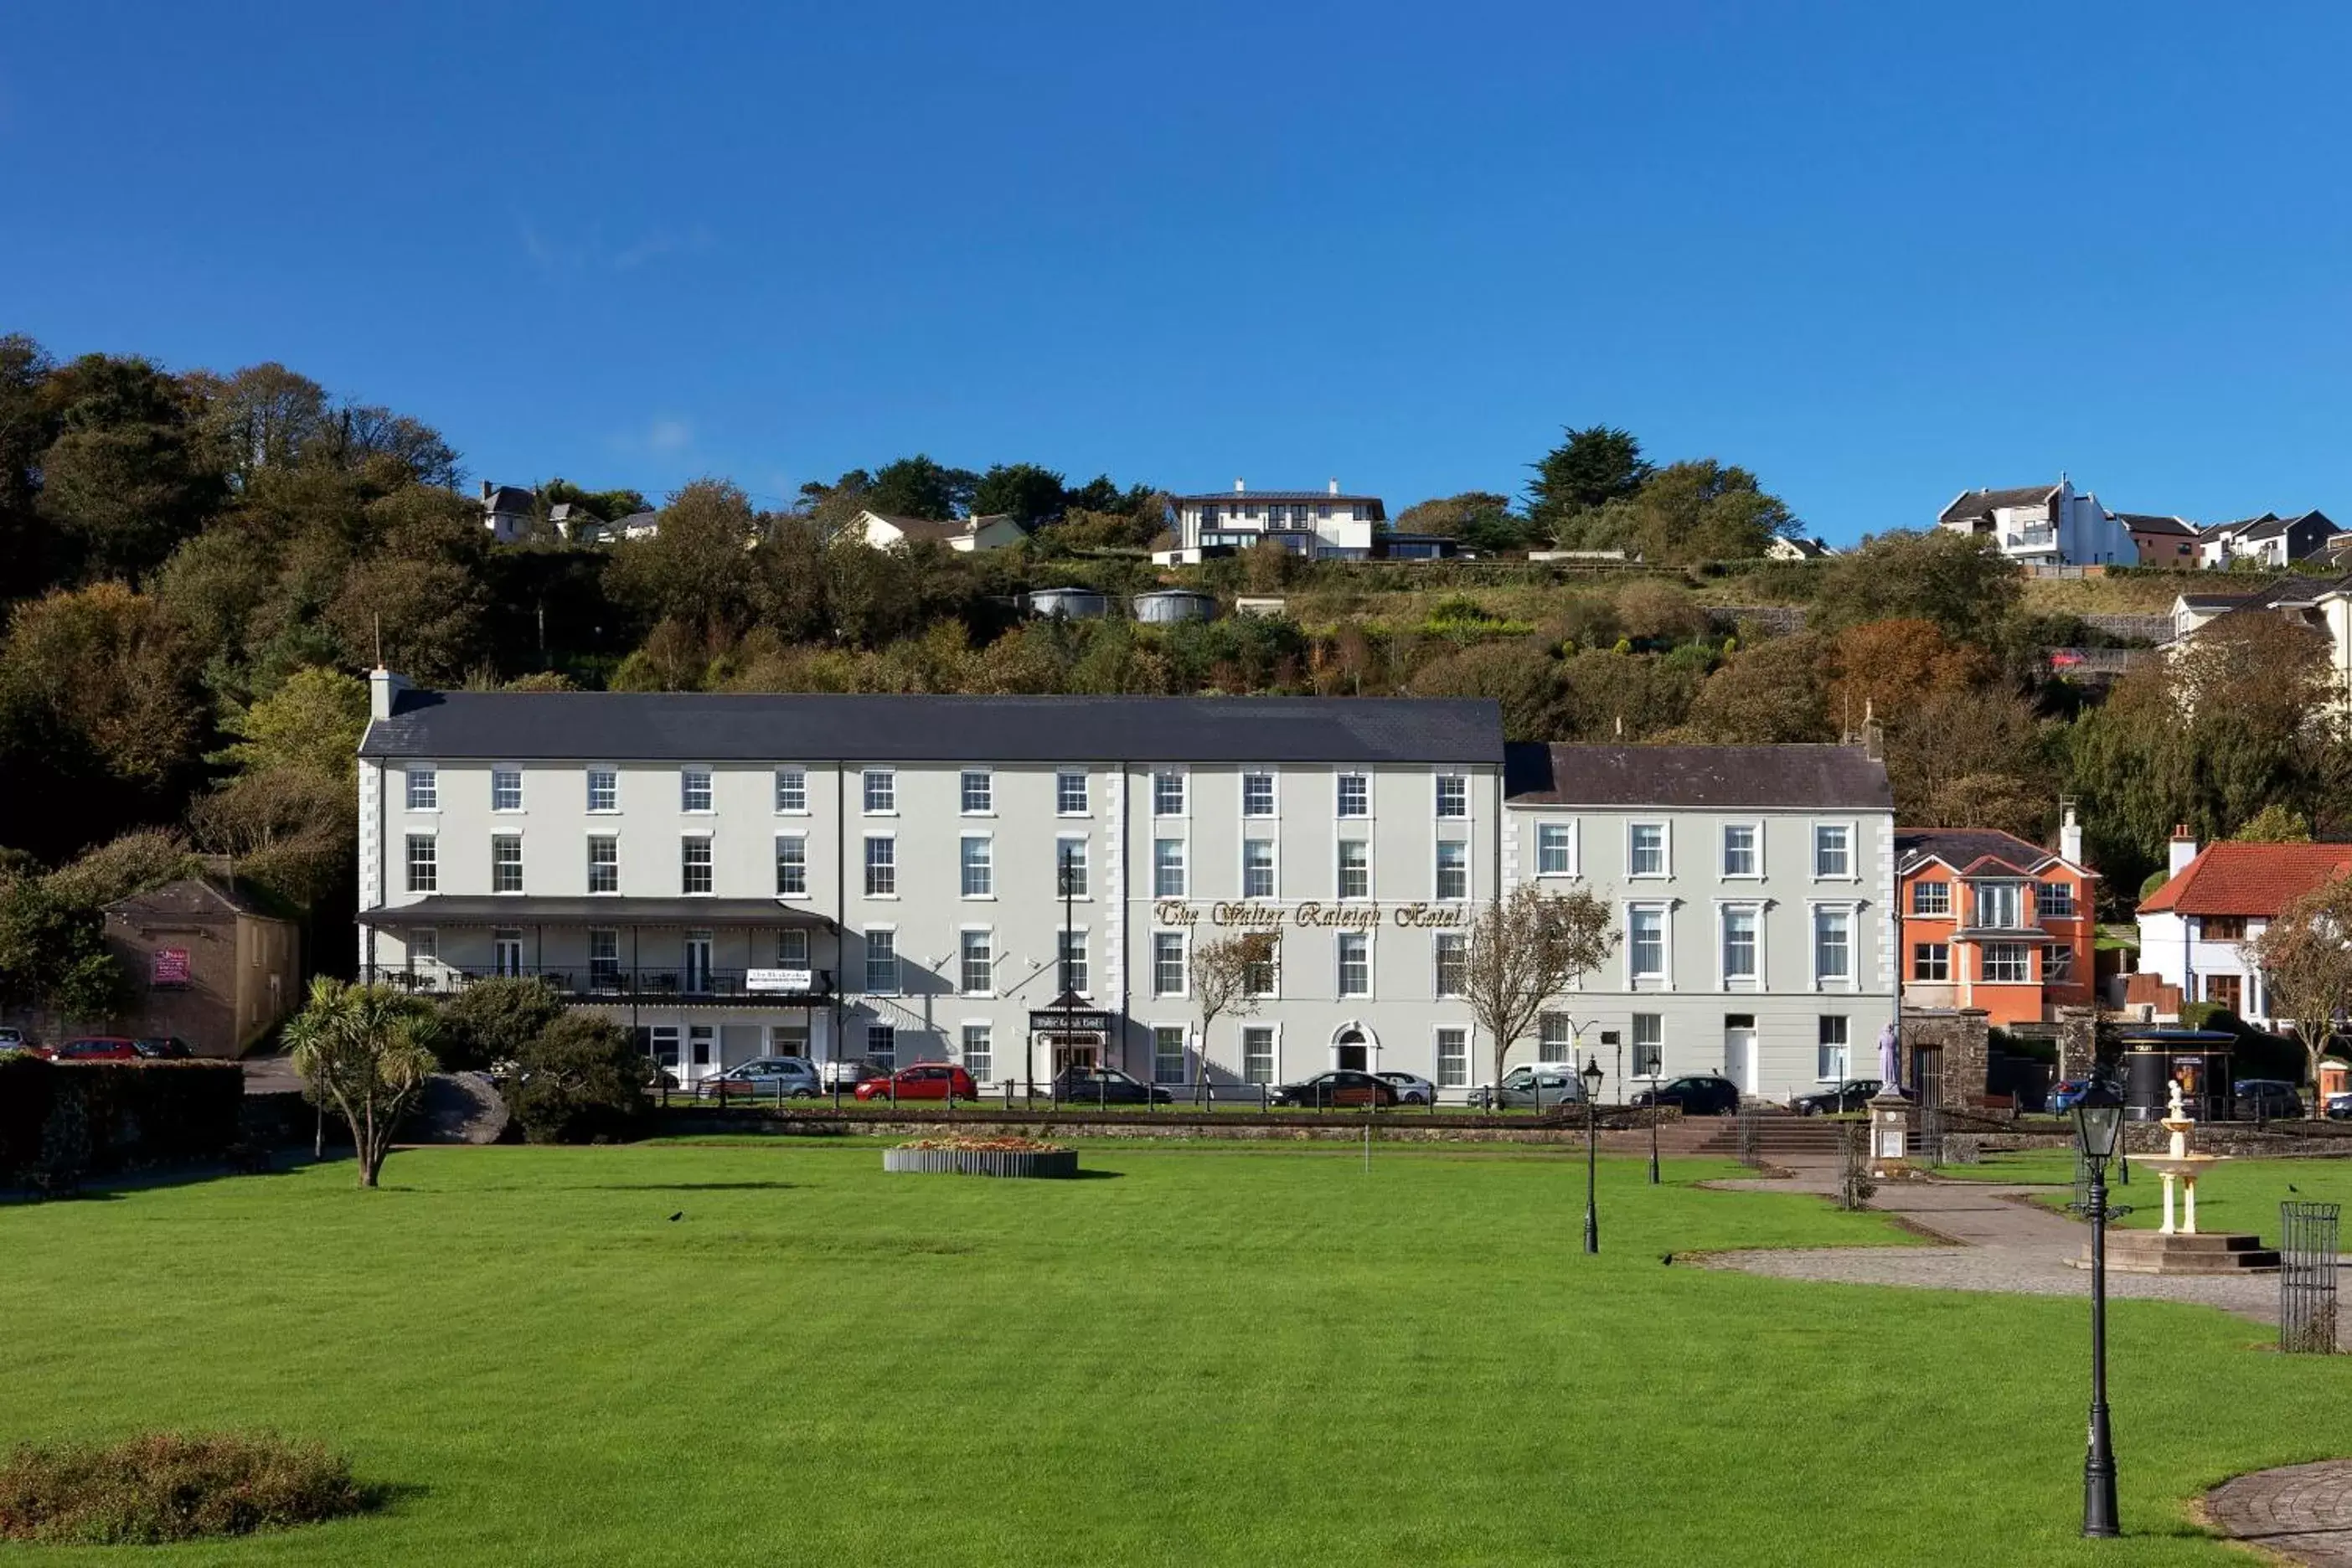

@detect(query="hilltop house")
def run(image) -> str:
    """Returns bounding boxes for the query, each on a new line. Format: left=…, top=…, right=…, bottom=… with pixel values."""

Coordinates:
left=1937, top=477, right=2131, bottom=568
left=1896, top=812, right=2097, bottom=1027
left=2120, top=513, right=2201, bottom=567
left=480, top=482, right=537, bottom=544
left=854, top=510, right=1029, bottom=554
left=2195, top=510, right=2340, bottom=570
left=2135, top=831, right=2352, bottom=1028
left=1158, top=481, right=1385, bottom=565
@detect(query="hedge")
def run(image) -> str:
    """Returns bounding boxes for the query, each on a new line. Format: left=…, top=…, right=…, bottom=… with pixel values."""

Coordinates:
left=0, top=1058, right=245, bottom=1182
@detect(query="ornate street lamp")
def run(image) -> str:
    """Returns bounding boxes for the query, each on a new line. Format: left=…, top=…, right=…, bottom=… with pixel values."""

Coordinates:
left=1581, top=1057, right=1607, bottom=1255
left=2071, top=1081, right=2128, bottom=1539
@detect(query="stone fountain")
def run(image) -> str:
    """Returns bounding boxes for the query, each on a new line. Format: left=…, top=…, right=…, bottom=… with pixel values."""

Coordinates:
left=2083, top=1080, right=2281, bottom=1275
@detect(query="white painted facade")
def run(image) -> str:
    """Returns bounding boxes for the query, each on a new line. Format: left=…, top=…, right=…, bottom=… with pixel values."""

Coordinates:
left=1168, top=481, right=1384, bottom=562
left=1938, top=477, right=2131, bottom=567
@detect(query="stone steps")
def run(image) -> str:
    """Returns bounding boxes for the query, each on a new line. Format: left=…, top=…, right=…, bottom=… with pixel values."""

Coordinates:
left=2077, top=1230, right=2282, bottom=1274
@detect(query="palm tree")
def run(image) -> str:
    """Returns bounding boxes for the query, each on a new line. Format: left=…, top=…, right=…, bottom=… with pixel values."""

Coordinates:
left=286, top=977, right=441, bottom=1187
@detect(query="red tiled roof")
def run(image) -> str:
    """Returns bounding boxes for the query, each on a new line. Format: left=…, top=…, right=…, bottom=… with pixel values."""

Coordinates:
left=2139, top=843, right=2352, bottom=916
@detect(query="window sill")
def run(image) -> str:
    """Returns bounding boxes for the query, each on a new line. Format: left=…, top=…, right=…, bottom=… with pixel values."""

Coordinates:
left=961, top=894, right=998, bottom=901
left=863, top=894, right=902, bottom=902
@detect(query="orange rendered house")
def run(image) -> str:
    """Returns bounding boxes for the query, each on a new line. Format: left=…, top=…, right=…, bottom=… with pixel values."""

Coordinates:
left=1895, top=823, right=2097, bottom=1025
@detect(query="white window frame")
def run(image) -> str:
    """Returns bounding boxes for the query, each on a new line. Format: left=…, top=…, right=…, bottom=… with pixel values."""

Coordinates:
left=864, top=833, right=898, bottom=899
left=1910, top=879, right=1950, bottom=917
left=1152, top=1024, right=1189, bottom=1085
left=1720, top=822, right=1762, bottom=879
left=775, top=928, right=810, bottom=969
left=1434, top=838, right=1470, bottom=901
left=1812, top=821, right=1855, bottom=881
left=1626, top=901, right=1671, bottom=989
left=958, top=928, right=993, bottom=997
left=960, top=769, right=993, bottom=817
left=1337, top=931, right=1371, bottom=998
left=1242, top=837, right=1277, bottom=900
left=1153, top=838, right=1187, bottom=899
left=405, top=766, right=438, bottom=812
left=491, top=767, right=524, bottom=813
left=1057, top=927, right=1091, bottom=998
left=864, top=1020, right=897, bottom=1070
left=1817, top=1016, right=1849, bottom=1083
left=586, top=766, right=619, bottom=814
left=864, top=927, right=900, bottom=996
left=1241, top=771, right=1277, bottom=818
left=1536, top=820, right=1576, bottom=878
left=1153, top=930, right=1188, bottom=998
left=2037, top=879, right=2076, bottom=920
left=774, top=833, right=807, bottom=898
left=1627, top=821, right=1670, bottom=879
left=1434, top=1024, right=1469, bottom=1089
left=960, top=1022, right=993, bottom=1082
left=1242, top=1023, right=1280, bottom=1086
left=1809, top=901, right=1858, bottom=991
left=1631, top=1014, right=1663, bottom=1080
left=491, top=833, right=524, bottom=895
left=1434, top=773, right=1468, bottom=819
left=680, top=767, right=714, bottom=814
left=1336, top=838, right=1371, bottom=900
left=1538, top=1013, right=1575, bottom=1064
left=1153, top=770, right=1187, bottom=818
left=1433, top=931, right=1467, bottom=998
left=404, top=833, right=437, bottom=894
left=1976, top=879, right=2025, bottom=931
left=1983, top=941, right=2032, bottom=985
left=1056, top=770, right=1090, bottom=818
left=861, top=768, right=897, bottom=816
left=1718, top=900, right=1764, bottom=989
left=1056, top=834, right=1091, bottom=900
left=1335, top=771, right=1370, bottom=819
left=958, top=834, right=993, bottom=899
left=1913, top=941, right=1951, bottom=983
left=587, top=834, right=620, bottom=895
left=680, top=832, right=714, bottom=895
left=773, top=766, right=808, bottom=815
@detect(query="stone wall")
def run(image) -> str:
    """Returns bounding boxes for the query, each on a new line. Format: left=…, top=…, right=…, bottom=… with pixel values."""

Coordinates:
left=1903, top=1008, right=1990, bottom=1108
left=2055, top=1006, right=2097, bottom=1082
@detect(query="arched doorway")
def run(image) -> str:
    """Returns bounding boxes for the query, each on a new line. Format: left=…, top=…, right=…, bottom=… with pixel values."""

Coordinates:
left=1332, top=1022, right=1378, bottom=1073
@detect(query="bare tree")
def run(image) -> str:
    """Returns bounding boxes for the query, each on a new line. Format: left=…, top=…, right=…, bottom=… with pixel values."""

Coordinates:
left=1189, top=931, right=1279, bottom=1105
left=2242, top=873, right=2352, bottom=1116
left=1463, top=885, right=1619, bottom=1099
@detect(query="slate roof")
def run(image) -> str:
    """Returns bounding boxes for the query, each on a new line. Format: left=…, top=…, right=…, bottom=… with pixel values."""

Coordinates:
left=1504, top=743, right=1890, bottom=810
left=2139, top=842, right=2352, bottom=916
left=863, top=511, right=1024, bottom=543
left=1897, top=828, right=2089, bottom=879
left=483, top=485, right=536, bottom=514
left=1939, top=485, right=2058, bottom=525
left=360, top=691, right=1504, bottom=765
left=106, top=875, right=291, bottom=924
left=2117, top=513, right=2199, bottom=538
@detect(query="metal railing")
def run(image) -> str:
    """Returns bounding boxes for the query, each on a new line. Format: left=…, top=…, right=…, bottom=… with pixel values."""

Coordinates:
left=2280, top=1200, right=2340, bottom=1354
left=369, top=964, right=833, bottom=1004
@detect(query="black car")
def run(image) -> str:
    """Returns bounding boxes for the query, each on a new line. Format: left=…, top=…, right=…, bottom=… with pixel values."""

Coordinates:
left=1051, top=1066, right=1173, bottom=1106
left=132, top=1036, right=193, bottom=1060
left=1630, top=1075, right=1741, bottom=1116
left=1268, top=1070, right=1400, bottom=1109
left=1791, top=1079, right=1881, bottom=1116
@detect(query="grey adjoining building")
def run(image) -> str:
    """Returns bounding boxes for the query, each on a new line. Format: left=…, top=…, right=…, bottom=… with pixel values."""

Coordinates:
left=353, top=673, right=1891, bottom=1100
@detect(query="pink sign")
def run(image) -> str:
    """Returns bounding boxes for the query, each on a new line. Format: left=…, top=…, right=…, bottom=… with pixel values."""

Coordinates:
left=152, top=947, right=191, bottom=987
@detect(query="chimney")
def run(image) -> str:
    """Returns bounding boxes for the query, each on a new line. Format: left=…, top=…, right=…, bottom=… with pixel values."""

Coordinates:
left=369, top=668, right=411, bottom=722
left=2060, top=799, right=2082, bottom=867
left=1234, top=478, right=1246, bottom=494
left=2168, top=823, right=2198, bottom=878
left=1328, top=478, right=1339, bottom=496
left=479, top=479, right=494, bottom=503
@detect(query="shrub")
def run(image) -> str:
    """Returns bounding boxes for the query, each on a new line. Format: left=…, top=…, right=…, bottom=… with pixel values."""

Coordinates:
left=0, top=1060, right=243, bottom=1182
left=435, top=977, right=565, bottom=1071
left=0, top=1431, right=374, bottom=1544
left=506, top=1014, right=649, bottom=1143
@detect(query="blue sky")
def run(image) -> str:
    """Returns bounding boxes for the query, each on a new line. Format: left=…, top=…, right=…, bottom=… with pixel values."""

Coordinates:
left=7, top=3, right=2350, bottom=542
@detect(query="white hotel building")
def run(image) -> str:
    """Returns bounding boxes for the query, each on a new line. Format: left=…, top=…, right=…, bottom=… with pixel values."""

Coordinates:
left=354, top=674, right=1894, bottom=1100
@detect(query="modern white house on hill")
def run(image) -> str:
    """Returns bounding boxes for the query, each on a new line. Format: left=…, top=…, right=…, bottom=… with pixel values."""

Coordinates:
left=854, top=510, right=1030, bottom=554
left=1158, top=481, right=1385, bottom=564
left=353, top=675, right=1896, bottom=1101
left=1937, top=477, right=2131, bottom=568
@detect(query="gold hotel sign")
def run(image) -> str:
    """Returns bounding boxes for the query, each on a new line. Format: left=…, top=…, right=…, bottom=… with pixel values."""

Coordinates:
left=1152, top=900, right=1467, bottom=931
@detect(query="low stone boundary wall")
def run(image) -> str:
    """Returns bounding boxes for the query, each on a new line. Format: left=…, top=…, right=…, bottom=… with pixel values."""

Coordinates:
left=883, top=1147, right=1078, bottom=1179
left=660, top=1106, right=1676, bottom=1148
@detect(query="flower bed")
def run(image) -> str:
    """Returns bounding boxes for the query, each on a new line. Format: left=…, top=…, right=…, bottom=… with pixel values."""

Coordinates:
left=884, top=1136, right=1077, bottom=1179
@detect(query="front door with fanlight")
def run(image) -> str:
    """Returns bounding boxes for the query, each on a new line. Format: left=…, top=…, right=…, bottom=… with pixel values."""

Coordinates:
left=1723, top=1014, right=1758, bottom=1096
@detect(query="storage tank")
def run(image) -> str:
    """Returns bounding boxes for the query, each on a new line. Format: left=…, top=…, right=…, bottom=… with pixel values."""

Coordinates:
left=1132, top=589, right=1216, bottom=624
left=1024, top=586, right=1109, bottom=620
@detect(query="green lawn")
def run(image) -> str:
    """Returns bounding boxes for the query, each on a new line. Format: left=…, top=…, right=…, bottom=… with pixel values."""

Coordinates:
left=2024, top=1155, right=2352, bottom=1236
left=4, top=1142, right=2349, bottom=1565
left=1929, top=1149, right=2079, bottom=1184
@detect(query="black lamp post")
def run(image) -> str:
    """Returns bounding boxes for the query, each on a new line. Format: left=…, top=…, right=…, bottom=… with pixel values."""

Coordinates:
left=2071, top=1082, right=2126, bottom=1539
left=1581, top=1057, right=1607, bottom=1255
left=1646, top=1072, right=1662, bottom=1185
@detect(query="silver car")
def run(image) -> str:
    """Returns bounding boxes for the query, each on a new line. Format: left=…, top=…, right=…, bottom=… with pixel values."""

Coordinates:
left=1377, top=1070, right=1440, bottom=1106
left=699, top=1056, right=824, bottom=1101
left=1470, top=1065, right=1587, bottom=1111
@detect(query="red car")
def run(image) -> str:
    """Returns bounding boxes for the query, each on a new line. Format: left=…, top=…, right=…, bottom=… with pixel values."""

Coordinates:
left=35, top=1037, right=140, bottom=1062
left=854, top=1063, right=978, bottom=1102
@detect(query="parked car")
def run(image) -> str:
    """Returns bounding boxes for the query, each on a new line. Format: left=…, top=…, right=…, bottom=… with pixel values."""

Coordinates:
left=1268, top=1070, right=1399, bottom=1109
left=1050, top=1066, right=1172, bottom=1106
left=2232, top=1079, right=2305, bottom=1120
left=854, top=1063, right=979, bottom=1102
left=34, top=1037, right=141, bottom=1062
left=132, top=1036, right=193, bottom=1060
left=0, top=1027, right=29, bottom=1055
left=1377, top=1070, right=1439, bottom=1106
left=1629, top=1075, right=1741, bottom=1116
left=699, top=1056, right=823, bottom=1100
left=1792, top=1079, right=1881, bottom=1116
left=1469, top=1065, right=1587, bottom=1112
left=820, top=1057, right=891, bottom=1091
left=2328, top=1091, right=2352, bottom=1120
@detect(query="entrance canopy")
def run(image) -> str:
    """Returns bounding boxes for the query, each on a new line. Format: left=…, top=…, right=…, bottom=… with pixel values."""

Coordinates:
left=1026, top=992, right=1113, bottom=1035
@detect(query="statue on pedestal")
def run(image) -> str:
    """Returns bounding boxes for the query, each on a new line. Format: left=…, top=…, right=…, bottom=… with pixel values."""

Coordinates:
left=1876, top=1022, right=1900, bottom=1092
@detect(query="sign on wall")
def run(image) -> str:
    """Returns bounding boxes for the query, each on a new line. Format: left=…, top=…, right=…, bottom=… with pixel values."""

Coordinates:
left=745, top=968, right=814, bottom=993
left=1151, top=900, right=1467, bottom=931
left=151, top=947, right=192, bottom=988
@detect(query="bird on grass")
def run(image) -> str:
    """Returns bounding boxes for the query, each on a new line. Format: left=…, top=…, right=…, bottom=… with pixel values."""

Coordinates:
left=668, top=1211, right=683, bottom=1222
left=2288, top=1184, right=2300, bottom=1194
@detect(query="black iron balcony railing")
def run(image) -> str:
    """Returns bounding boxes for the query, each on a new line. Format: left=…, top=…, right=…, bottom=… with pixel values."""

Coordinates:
left=364, top=964, right=833, bottom=1005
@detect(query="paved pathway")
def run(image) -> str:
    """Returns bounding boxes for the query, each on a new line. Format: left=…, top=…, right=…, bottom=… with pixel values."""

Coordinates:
left=2205, top=1461, right=2352, bottom=1566
left=1700, top=1161, right=2348, bottom=1346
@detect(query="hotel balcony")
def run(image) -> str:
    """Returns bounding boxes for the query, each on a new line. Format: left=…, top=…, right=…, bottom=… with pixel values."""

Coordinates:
left=362, top=963, right=834, bottom=1008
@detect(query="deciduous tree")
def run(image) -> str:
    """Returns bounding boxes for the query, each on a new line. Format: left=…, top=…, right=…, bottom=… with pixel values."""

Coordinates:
left=1462, top=885, right=1618, bottom=1096
left=1189, top=931, right=1278, bottom=1103
left=2243, top=874, right=2352, bottom=1114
